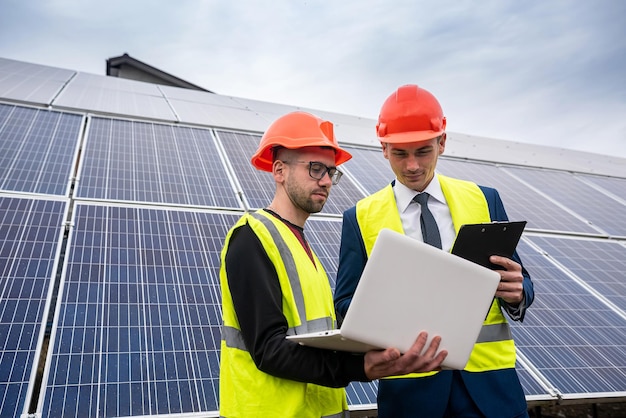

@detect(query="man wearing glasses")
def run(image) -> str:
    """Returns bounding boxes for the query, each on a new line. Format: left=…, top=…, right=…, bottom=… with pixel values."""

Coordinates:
left=219, top=111, right=447, bottom=418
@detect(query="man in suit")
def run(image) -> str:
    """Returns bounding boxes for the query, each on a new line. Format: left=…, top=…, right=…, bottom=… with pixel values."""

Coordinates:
left=334, top=85, right=534, bottom=417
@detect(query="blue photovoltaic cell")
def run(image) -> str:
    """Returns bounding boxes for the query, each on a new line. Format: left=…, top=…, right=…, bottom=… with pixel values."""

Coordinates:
left=214, top=131, right=274, bottom=208
left=510, top=240, right=626, bottom=396
left=341, top=146, right=393, bottom=194
left=436, top=159, right=600, bottom=234
left=307, top=218, right=344, bottom=288
left=515, top=361, right=554, bottom=398
left=216, top=130, right=366, bottom=215
left=525, top=236, right=626, bottom=313
left=76, top=118, right=241, bottom=209
left=307, top=217, right=378, bottom=407
left=576, top=174, right=626, bottom=205
left=0, top=104, right=82, bottom=196
left=505, top=166, right=626, bottom=236
left=0, top=196, right=66, bottom=418
left=39, top=204, right=239, bottom=418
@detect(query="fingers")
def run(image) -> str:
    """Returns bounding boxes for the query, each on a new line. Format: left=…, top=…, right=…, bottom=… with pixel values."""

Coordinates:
left=363, top=348, right=400, bottom=380
left=364, top=333, right=447, bottom=380
left=492, top=257, right=524, bottom=304
left=403, top=333, right=447, bottom=373
left=490, top=255, right=521, bottom=273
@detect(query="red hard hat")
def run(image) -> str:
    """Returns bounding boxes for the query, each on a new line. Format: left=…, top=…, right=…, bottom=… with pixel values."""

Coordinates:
left=376, top=84, right=447, bottom=143
left=251, top=111, right=352, bottom=172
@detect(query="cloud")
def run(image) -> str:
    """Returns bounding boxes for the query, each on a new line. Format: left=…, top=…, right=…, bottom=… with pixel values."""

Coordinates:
left=1, top=0, right=624, bottom=157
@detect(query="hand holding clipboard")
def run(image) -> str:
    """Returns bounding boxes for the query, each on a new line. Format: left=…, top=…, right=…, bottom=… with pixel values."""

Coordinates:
left=451, top=221, right=527, bottom=270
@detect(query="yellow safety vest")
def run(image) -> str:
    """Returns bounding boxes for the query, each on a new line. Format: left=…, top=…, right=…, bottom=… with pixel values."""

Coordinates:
left=355, top=175, right=517, bottom=377
left=219, top=211, right=349, bottom=418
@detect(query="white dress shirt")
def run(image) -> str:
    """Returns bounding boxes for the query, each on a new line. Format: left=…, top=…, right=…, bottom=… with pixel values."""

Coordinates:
left=393, top=173, right=456, bottom=252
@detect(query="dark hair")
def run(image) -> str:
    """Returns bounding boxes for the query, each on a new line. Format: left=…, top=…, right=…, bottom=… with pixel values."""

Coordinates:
left=272, top=145, right=336, bottom=163
left=271, top=146, right=285, bottom=162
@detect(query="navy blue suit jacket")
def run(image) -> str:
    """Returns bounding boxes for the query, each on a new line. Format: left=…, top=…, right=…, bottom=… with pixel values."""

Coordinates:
left=334, top=185, right=534, bottom=418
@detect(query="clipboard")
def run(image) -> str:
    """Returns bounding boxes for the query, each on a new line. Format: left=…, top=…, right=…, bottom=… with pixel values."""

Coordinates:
left=451, top=221, right=527, bottom=269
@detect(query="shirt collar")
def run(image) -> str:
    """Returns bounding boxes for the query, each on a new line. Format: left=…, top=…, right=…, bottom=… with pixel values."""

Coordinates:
left=393, top=173, right=444, bottom=213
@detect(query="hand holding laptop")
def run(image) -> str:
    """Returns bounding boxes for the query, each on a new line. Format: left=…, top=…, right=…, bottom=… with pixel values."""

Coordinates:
left=364, top=332, right=448, bottom=380
left=289, top=229, right=501, bottom=370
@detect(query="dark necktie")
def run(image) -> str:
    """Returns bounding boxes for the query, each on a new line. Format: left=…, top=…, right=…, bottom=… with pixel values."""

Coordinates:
left=413, top=193, right=442, bottom=249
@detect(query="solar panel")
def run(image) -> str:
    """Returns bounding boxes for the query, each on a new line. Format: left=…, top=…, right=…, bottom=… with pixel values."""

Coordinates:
left=215, top=130, right=365, bottom=215
left=0, top=196, right=67, bottom=418
left=515, top=361, right=556, bottom=400
left=0, top=104, right=82, bottom=196
left=164, top=95, right=272, bottom=132
left=213, top=130, right=274, bottom=209
left=436, top=158, right=601, bottom=234
left=4, top=56, right=626, bottom=416
left=75, top=117, right=241, bottom=209
left=575, top=173, right=626, bottom=205
left=0, top=57, right=74, bottom=104
left=510, top=239, right=626, bottom=397
left=524, top=235, right=626, bottom=315
left=341, top=146, right=393, bottom=194
left=504, top=166, right=626, bottom=236
left=53, top=73, right=176, bottom=121
left=37, top=203, right=239, bottom=418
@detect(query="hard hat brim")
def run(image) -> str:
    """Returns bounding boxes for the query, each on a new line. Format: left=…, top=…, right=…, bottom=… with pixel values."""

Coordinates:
left=251, top=143, right=352, bottom=172
left=378, top=129, right=444, bottom=144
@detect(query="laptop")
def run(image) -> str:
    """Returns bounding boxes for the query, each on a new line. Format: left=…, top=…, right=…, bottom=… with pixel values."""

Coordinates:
left=287, top=228, right=501, bottom=370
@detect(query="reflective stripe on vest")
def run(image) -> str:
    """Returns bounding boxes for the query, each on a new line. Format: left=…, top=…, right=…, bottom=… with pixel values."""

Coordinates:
left=477, top=321, right=512, bottom=343
left=222, top=212, right=334, bottom=352
left=355, top=176, right=517, bottom=374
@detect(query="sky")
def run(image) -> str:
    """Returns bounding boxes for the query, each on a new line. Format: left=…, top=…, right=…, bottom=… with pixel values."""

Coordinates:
left=1, top=0, right=625, bottom=158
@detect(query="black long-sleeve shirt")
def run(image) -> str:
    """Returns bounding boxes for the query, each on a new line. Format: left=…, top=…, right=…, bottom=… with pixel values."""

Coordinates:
left=224, top=213, right=368, bottom=388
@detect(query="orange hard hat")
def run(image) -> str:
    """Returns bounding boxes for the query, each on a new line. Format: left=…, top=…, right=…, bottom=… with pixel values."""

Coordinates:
left=251, top=111, right=352, bottom=172
left=376, top=84, right=447, bottom=143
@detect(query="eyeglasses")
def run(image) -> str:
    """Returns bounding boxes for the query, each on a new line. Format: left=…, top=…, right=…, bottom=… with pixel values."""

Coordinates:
left=284, top=160, right=343, bottom=185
